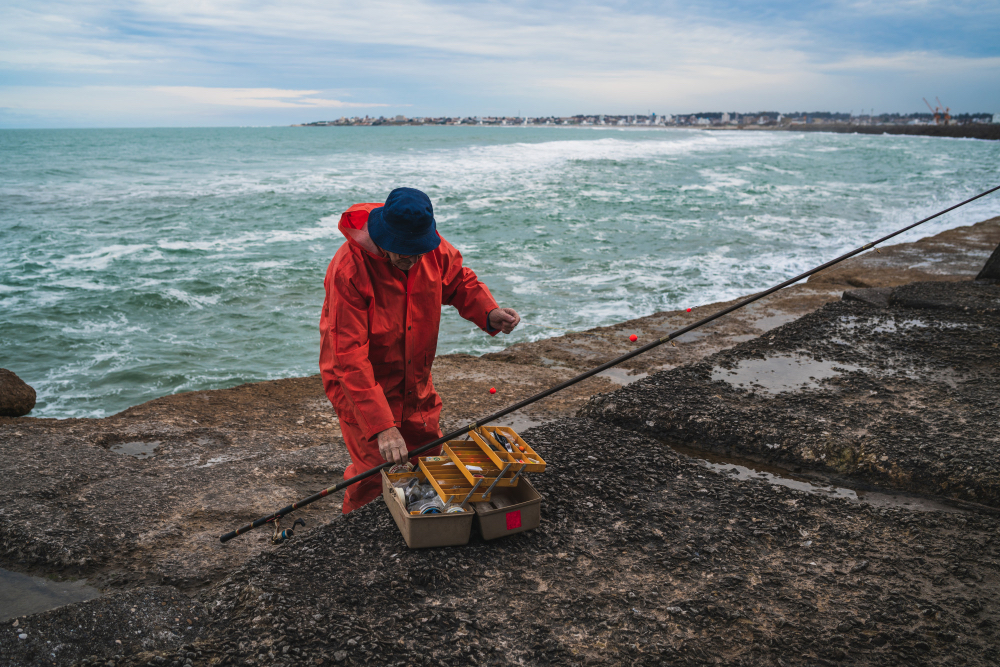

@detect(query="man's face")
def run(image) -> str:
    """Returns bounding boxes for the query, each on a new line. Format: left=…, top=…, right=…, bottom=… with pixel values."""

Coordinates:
left=384, top=249, right=424, bottom=271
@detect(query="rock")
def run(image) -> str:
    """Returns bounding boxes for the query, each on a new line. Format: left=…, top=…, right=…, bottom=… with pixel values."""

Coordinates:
left=976, top=241, right=1000, bottom=282
left=0, top=369, right=36, bottom=417
left=334, top=651, right=348, bottom=662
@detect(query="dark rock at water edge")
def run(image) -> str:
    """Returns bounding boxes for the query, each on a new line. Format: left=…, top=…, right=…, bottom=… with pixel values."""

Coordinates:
left=0, top=369, right=36, bottom=417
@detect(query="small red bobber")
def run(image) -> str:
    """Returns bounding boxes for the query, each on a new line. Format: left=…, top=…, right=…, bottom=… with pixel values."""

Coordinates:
left=686, top=308, right=692, bottom=312
left=489, top=387, right=496, bottom=394
left=629, top=334, right=637, bottom=342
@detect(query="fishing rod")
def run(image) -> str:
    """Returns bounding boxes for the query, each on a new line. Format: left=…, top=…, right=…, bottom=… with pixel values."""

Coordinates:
left=220, top=183, right=1000, bottom=543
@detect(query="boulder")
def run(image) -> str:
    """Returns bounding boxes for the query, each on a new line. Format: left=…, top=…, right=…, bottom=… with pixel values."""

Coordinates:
left=0, top=369, right=36, bottom=417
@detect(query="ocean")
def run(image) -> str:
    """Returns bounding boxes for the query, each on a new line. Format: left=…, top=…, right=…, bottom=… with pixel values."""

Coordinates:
left=2, top=126, right=998, bottom=419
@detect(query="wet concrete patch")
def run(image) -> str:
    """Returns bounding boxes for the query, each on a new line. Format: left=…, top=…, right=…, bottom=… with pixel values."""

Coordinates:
left=710, top=354, right=862, bottom=393
left=0, top=568, right=100, bottom=621
left=665, top=441, right=967, bottom=513
left=752, top=312, right=798, bottom=331
left=110, top=440, right=160, bottom=459
left=598, top=367, right=650, bottom=385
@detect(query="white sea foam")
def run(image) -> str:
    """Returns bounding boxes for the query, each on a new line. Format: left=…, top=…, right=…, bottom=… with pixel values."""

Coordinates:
left=162, top=289, right=220, bottom=309
left=58, top=244, right=151, bottom=271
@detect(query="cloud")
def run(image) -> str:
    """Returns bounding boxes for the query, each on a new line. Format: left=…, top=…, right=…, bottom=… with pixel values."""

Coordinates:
left=0, top=0, right=997, bottom=126
left=152, top=87, right=388, bottom=108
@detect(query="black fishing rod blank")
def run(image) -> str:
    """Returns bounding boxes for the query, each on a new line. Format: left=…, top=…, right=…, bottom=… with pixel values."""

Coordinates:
left=220, top=184, right=1000, bottom=543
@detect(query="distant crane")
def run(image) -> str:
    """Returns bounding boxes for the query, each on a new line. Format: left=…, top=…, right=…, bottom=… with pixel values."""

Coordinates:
left=923, top=97, right=941, bottom=124
left=935, top=97, right=952, bottom=124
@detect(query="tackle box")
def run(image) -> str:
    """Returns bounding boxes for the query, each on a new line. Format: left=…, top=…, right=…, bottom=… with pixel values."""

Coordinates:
left=382, top=426, right=545, bottom=547
left=381, top=469, right=474, bottom=549
left=472, top=477, right=542, bottom=540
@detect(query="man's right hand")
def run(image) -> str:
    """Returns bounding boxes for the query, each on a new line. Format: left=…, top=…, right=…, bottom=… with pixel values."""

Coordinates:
left=377, top=426, right=408, bottom=465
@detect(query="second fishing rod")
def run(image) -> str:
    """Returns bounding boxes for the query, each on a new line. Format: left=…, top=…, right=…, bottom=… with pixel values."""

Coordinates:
left=220, top=183, right=1000, bottom=543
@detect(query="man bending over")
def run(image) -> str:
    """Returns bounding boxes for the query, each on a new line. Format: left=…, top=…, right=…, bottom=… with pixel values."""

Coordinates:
left=320, top=187, right=520, bottom=513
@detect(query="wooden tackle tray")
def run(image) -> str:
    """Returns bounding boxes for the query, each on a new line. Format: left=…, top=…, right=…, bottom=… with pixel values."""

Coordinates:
left=418, top=456, right=494, bottom=504
left=442, top=441, right=520, bottom=489
left=471, top=426, right=547, bottom=474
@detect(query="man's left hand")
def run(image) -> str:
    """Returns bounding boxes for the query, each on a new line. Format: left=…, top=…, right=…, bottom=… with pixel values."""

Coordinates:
left=489, top=307, right=521, bottom=334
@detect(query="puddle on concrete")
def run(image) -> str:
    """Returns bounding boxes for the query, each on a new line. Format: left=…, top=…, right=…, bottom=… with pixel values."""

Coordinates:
left=111, top=440, right=160, bottom=459
left=0, top=568, right=100, bottom=621
left=673, top=330, right=708, bottom=343
left=711, top=354, right=861, bottom=394
left=597, top=368, right=649, bottom=385
left=753, top=312, right=798, bottom=332
left=664, top=441, right=965, bottom=513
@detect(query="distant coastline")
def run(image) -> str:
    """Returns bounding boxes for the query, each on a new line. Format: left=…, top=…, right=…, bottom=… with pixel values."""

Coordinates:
left=294, top=114, right=1000, bottom=141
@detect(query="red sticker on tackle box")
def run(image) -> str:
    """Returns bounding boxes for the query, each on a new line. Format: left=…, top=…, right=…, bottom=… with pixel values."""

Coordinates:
left=505, top=510, right=522, bottom=530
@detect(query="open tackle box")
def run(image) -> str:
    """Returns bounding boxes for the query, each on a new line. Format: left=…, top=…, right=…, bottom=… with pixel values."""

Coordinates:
left=382, top=425, right=545, bottom=548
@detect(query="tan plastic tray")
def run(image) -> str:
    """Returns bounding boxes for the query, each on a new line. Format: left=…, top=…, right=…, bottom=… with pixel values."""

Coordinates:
left=471, top=426, right=547, bottom=474
left=382, top=470, right=473, bottom=549
left=417, top=457, right=493, bottom=504
left=442, top=441, right=519, bottom=488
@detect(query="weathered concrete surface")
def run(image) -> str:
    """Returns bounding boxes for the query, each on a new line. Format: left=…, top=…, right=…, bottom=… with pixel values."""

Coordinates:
left=584, top=281, right=1000, bottom=506
left=0, top=376, right=349, bottom=591
left=0, top=369, right=36, bottom=417
left=55, top=419, right=1000, bottom=667
left=485, top=218, right=1000, bottom=376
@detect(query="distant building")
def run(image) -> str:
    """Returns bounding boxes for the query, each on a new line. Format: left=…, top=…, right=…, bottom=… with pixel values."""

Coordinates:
left=721, top=112, right=730, bottom=123
left=994, top=113, right=1000, bottom=124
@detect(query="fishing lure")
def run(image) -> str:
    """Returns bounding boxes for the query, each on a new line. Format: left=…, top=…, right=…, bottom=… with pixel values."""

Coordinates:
left=493, top=431, right=514, bottom=453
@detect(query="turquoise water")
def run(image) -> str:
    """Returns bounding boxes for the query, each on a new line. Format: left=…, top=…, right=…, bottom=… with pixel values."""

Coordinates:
left=2, top=126, right=999, bottom=418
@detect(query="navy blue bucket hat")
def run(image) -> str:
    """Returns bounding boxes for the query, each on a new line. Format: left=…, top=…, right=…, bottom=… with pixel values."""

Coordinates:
left=367, top=187, right=441, bottom=256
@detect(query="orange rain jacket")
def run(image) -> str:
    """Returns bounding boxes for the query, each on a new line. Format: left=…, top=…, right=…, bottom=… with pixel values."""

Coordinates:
left=319, top=203, right=500, bottom=439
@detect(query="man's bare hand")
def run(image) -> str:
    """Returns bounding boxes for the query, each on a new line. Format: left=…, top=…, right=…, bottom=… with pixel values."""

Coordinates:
left=377, top=427, right=408, bottom=465
left=489, top=307, right=521, bottom=334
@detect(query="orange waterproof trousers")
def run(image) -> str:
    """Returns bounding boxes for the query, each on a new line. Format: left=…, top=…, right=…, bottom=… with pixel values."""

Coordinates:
left=338, top=412, right=442, bottom=514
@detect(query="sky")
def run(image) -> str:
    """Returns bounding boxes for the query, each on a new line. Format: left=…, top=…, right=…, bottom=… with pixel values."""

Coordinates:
left=1, top=0, right=998, bottom=128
